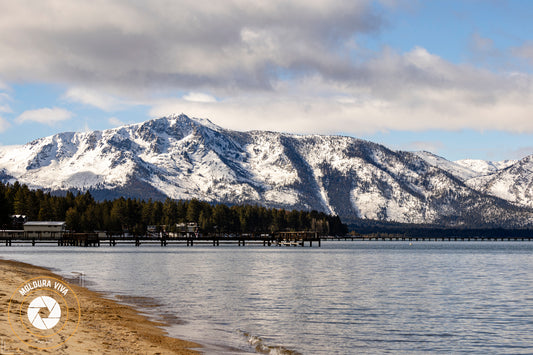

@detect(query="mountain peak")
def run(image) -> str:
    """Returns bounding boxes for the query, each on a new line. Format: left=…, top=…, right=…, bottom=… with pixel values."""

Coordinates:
left=164, top=113, right=221, bottom=131
left=0, top=115, right=532, bottom=227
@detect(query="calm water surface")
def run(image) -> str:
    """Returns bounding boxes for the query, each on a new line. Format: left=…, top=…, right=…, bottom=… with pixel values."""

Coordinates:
left=1, top=241, right=532, bottom=354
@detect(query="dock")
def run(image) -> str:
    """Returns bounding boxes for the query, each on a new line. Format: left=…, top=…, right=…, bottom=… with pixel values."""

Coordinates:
left=323, top=235, right=533, bottom=242
left=0, top=230, right=322, bottom=247
left=2, top=230, right=532, bottom=247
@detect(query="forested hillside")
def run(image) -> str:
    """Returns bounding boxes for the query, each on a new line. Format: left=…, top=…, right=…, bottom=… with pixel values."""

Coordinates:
left=0, top=182, right=347, bottom=236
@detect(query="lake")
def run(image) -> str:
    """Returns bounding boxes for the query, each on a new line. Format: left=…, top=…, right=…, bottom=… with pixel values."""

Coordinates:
left=1, top=241, right=532, bottom=354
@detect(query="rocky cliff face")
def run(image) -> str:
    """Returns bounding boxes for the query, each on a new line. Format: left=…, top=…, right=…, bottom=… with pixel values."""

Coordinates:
left=1, top=114, right=531, bottom=227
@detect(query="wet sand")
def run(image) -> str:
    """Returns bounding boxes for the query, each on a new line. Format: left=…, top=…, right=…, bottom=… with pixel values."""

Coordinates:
left=0, top=258, right=201, bottom=354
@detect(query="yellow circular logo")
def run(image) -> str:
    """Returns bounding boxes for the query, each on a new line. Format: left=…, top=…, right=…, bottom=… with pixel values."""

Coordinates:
left=8, top=276, right=81, bottom=350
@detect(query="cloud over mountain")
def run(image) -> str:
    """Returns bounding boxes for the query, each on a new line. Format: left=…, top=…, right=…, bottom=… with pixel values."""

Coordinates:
left=0, top=0, right=382, bottom=92
left=1, top=1, right=533, bottom=138
left=16, top=108, right=74, bottom=125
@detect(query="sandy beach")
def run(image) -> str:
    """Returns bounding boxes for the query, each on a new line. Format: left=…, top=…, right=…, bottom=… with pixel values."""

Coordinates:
left=0, top=258, right=201, bottom=354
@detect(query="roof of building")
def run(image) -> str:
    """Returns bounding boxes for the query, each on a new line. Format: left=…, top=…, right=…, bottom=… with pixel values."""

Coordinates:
left=24, top=221, right=66, bottom=226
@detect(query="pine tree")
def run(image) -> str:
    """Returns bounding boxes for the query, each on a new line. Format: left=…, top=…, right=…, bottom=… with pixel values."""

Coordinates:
left=186, top=198, right=202, bottom=223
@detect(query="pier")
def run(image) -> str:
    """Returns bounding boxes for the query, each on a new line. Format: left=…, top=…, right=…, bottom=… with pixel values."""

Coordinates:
left=323, top=235, right=533, bottom=242
left=2, top=230, right=532, bottom=247
left=0, top=230, right=322, bottom=247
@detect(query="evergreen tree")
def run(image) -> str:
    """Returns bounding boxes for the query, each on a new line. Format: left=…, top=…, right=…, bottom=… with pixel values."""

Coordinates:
left=38, top=196, right=54, bottom=221
left=0, top=181, right=348, bottom=235
left=13, top=188, right=26, bottom=215
left=186, top=198, right=202, bottom=223
left=65, top=207, right=81, bottom=231
left=162, top=198, right=178, bottom=226
left=0, top=183, right=10, bottom=227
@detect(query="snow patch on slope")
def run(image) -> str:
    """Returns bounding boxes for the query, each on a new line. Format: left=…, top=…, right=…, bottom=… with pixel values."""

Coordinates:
left=455, top=159, right=516, bottom=176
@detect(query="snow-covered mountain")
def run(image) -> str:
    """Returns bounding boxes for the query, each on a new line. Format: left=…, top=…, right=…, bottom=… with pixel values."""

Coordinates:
left=414, top=151, right=516, bottom=180
left=414, top=151, right=481, bottom=180
left=455, top=159, right=517, bottom=177
left=1, top=114, right=532, bottom=227
left=415, top=151, right=533, bottom=209
left=461, top=157, right=533, bottom=208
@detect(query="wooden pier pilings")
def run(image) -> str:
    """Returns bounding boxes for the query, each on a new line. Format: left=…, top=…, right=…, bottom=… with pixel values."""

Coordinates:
left=322, top=235, right=533, bottom=242
left=0, top=230, right=322, bottom=247
left=2, top=230, right=531, bottom=247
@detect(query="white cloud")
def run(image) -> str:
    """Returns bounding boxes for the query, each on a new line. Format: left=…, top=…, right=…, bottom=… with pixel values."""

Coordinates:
left=149, top=46, right=533, bottom=135
left=0, top=89, right=13, bottom=113
left=83, top=120, right=91, bottom=132
left=1, top=1, right=533, bottom=136
left=0, top=0, right=382, bottom=92
left=16, top=107, right=74, bottom=125
left=0, top=83, right=12, bottom=114
left=108, top=117, right=124, bottom=126
left=183, top=92, right=217, bottom=103
left=512, top=41, right=533, bottom=66
left=0, top=116, right=9, bottom=132
left=63, top=87, right=125, bottom=111
left=469, top=32, right=495, bottom=54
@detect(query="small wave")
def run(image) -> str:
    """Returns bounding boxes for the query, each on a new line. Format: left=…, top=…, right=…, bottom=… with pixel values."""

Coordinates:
left=238, top=330, right=302, bottom=355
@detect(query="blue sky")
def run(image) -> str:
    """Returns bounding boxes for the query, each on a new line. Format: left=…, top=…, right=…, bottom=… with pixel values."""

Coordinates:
left=1, top=0, right=533, bottom=161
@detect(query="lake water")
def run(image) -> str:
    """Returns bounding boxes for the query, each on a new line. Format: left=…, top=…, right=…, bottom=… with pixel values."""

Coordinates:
left=1, top=241, right=533, bottom=354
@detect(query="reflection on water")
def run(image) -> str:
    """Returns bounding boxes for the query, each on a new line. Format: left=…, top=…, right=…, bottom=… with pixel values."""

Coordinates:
left=1, top=241, right=533, bottom=354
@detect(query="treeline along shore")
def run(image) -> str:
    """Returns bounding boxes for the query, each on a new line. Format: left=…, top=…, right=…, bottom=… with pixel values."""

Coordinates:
left=348, top=219, right=533, bottom=239
left=0, top=182, right=348, bottom=236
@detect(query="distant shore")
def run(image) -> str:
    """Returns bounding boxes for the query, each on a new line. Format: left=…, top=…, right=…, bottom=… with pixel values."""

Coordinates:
left=0, top=258, right=201, bottom=354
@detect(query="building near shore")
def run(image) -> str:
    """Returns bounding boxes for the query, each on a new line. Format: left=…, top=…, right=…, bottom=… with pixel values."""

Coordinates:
left=23, top=221, right=66, bottom=239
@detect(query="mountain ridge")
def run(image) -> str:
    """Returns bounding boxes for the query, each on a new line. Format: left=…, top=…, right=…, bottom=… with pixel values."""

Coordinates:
left=415, top=151, right=533, bottom=209
left=1, top=114, right=532, bottom=228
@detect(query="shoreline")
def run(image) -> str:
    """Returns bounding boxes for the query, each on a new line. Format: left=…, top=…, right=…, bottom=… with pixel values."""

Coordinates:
left=0, top=258, right=202, bottom=354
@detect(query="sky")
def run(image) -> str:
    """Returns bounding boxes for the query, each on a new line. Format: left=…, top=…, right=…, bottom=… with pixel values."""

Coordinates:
left=1, top=0, right=533, bottom=161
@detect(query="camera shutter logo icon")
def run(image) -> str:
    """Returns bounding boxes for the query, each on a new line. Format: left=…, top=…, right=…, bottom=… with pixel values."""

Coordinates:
left=27, top=296, right=61, bottom=330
